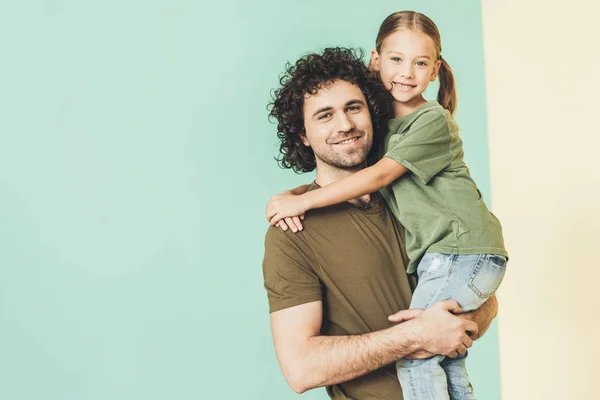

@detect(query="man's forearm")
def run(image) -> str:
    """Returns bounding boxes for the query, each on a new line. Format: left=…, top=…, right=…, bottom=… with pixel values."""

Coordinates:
left=462, top=295, right=498, bottom=340
left=288, top=322, right=421, bottom=393
left=294, top=296, right=498, bottom=391
left=277, top=300, right=476, bottom=393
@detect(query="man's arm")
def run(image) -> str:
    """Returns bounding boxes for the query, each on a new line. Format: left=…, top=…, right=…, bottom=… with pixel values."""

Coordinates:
left=389, top=295, right=499, bottom=359
left=271, top=299, right=478, bottom=394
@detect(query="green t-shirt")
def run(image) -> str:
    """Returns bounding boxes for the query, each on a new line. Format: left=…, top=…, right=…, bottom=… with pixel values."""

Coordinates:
left=263, top=187, right=415, bottom=399
left=379, top=101, right=508, bottom=274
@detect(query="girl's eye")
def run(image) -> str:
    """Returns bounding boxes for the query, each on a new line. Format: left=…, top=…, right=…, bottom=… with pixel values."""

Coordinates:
left=416, top=61, right=427, bottom=66
left=391, top=57, right=401, bottom=62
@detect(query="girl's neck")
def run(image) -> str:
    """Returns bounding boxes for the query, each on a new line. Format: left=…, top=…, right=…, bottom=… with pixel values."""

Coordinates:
left=393, top=95, right=428, bottom=118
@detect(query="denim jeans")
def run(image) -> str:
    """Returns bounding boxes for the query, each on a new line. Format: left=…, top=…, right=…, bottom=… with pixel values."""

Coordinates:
left=396, top=253, right=507, bottom=400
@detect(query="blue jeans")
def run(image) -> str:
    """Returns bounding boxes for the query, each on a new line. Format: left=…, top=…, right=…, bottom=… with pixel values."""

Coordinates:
left=396, top=253, right=507, bottom=400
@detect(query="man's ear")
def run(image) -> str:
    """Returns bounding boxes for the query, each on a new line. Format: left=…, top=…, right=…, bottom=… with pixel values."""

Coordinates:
left=300, top=130, right=310, bottom=146
left=369, top=49, right=380, bottom=71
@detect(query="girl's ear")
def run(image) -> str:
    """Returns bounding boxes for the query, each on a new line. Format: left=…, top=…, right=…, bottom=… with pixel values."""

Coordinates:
left=369, top=49, right=381, bottom=71
left=430, top=59, right=442, bottom=81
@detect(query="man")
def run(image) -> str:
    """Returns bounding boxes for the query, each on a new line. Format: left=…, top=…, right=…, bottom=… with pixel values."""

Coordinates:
left=263, top=48, right=497, bottom=399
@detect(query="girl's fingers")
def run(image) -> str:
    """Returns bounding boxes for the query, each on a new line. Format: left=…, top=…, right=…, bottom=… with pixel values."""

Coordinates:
left=292, top=216, right=303, bottom=231
left=276, top=218, right=288, bottom=231
left=284, top=217, right=298, bottom=233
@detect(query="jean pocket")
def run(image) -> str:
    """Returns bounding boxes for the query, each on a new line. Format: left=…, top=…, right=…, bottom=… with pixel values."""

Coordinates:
left=467, top=254, right=507, bottom=299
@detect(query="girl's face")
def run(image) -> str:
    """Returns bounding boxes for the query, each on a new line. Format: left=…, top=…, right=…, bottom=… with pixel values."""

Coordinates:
left=370, top=29, right=441, bottom=109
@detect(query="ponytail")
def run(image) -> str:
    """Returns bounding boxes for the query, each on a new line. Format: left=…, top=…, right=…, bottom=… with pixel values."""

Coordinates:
left=437, top=56, right=457, bottom=116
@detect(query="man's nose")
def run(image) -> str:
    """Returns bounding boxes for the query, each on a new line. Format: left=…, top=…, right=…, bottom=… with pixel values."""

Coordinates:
left=336, top=112, right=355, bottom=132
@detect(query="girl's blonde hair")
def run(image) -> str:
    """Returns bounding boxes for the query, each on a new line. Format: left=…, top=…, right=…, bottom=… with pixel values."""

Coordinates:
left=375, top=11, right=457, bottom=116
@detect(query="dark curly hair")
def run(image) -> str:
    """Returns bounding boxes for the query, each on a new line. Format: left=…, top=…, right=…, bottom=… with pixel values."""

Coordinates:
left=268, top=47, right=393, bottom=173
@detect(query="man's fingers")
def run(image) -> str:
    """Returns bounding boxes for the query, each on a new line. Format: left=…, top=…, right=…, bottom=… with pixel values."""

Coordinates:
left=300, top=214, right=305, bottom=220
left=388, top=308, right=423, bottom=323
left=462, top=334, right=473, bottom=349
left=438, top=300, right=463, bottom=314
left=446, top=350, right=458, bottom=359
left=463, top=319, right=478, bottom=338
left=404, top=349, right=435, bottom=360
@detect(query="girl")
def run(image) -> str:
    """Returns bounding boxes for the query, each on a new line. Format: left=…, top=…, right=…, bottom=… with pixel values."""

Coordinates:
left=266, top=11, right=507, bottom=400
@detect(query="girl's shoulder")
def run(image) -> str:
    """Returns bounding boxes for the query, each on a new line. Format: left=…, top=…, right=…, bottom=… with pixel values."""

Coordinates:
left=388, top=101, right=451, bottom=134
left=399, top=102, right=454, bottom=137
left=412, top=101, right=450, bottom=123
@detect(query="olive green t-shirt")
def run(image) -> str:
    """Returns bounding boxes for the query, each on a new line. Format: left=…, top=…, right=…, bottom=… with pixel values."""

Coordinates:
left=380, top=100, right=508, bottom=274
left=263, top=186, right=414, bottom=399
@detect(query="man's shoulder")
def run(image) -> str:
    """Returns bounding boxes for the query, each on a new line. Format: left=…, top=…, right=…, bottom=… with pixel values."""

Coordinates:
left=263, top=223, right=315, bottom=267
left=263, top=203, right=361, bottom=266
left=263, top=213, right=324, bottom=249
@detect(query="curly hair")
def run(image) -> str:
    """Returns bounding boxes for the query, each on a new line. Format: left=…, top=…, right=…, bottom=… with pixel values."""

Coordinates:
left=268, top=47, right=392, bottom=173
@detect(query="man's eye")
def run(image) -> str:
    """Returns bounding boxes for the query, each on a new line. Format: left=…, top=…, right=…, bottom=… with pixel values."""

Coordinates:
left=318, top=113, right=331, bottom=120
left=347, top=106, right=360, bottom=112
left=391, top=57, right=401, bottom=62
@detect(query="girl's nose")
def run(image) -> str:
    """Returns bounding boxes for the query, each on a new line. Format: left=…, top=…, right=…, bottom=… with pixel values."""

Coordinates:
left=400, top=67, right=414, bottom=78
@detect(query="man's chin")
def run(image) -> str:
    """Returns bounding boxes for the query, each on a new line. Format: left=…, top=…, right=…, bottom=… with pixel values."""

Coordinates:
left=331, top=157, right=368, bottom=170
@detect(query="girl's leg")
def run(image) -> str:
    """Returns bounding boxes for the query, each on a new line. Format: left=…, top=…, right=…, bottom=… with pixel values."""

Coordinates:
left=396, top=253, right=457, bottom=400
left=439, top=254, right=506, bottom=400
left=396, top=253, right=506, bottom=400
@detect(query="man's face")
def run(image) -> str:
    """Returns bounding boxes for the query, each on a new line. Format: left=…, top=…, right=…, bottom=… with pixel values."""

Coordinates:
left=301, top=80, right=373, bottom=170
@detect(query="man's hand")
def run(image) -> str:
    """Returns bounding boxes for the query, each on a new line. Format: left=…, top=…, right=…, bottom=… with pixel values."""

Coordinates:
left=411, top=300, right=478, bottom=358
left=457, top=295, right=498, bottom=340
left=388, top=308, right=423, bottom=323
left=387, top=304, right=475, bottom=359
left=266, top=192, right=307, bottom=232
left=387, top=309, right=435, bottom=359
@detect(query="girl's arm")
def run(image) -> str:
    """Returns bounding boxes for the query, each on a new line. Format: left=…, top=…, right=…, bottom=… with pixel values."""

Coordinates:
left=288, top=183, right=311, bottom=195
left=266, top=158, right=407, bottom=225
left=304, top=158, right=407, bottom=210
left=270, top=184, right=311, bottom=233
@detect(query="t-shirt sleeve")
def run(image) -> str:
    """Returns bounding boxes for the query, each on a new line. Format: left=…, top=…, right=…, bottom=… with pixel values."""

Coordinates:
left=384, top=111, right=453, bottom=184
left=262, top=227, right=322, bottom=313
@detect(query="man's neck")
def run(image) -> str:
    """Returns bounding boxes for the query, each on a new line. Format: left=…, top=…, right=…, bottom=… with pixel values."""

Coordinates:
left=314, top=162, right=375, bottom=208
left=314, top=164, right=364, bottom=188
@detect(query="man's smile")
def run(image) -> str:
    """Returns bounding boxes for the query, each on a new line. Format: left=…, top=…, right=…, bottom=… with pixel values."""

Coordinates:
left=330, top=135, right=362, bottom=145
left=334, top=137, right=359, bottom=145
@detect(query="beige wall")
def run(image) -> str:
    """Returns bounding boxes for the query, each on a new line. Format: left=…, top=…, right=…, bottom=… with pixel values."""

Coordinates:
left=481, top=1, right=600, bottom=398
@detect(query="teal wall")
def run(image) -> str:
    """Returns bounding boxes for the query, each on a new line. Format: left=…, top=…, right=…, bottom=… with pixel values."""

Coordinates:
left=0, top=1, right=499, bottom=399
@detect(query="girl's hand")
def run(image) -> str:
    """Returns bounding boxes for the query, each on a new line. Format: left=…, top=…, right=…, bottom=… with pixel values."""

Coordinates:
left=274, top=215, right=305, bottom=233
left=265, top=190, right=305, bottom=232
left=266, top=192, right=307, bottom=232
